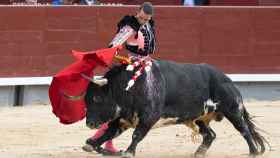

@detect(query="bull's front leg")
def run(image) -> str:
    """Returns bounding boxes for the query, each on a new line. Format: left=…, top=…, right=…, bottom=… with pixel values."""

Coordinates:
left=86, top=118, right=127, bottom=155
left=122, top=115, right=159, bottom=158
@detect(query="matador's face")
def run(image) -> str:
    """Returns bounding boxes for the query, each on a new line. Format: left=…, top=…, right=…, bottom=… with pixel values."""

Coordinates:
left=136, top=9, right=152, bottom=25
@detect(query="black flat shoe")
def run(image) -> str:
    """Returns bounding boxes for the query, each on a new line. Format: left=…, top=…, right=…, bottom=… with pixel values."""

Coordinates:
left=82, top=138, right=103, bottom=153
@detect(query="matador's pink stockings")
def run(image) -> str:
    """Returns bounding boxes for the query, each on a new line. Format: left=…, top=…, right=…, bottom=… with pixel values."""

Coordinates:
left=90, top=122, right=119, bottom=153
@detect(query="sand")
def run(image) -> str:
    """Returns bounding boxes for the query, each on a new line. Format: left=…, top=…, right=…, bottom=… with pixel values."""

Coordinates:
left=0, top=101, right=279, bottom=158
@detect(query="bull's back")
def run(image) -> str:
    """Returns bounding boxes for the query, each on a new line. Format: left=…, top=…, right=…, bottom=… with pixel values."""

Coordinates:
left=156, top=60, right=211, bottom=96
left=155, top=60, right=212, bottom=118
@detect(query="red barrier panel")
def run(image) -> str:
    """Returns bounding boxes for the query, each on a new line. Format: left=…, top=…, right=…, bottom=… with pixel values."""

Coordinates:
left=0, top=6, right=280, bottom=77
left=209, top=0, right=280, bottom=6
left=210, top=0, right=259, bottom=5
left=98, top=0, right=181, bottom=5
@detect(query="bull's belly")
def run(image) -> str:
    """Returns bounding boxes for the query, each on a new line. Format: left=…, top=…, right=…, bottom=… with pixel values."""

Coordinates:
left=161, top=105, right=204, bottom=121
left=119, top=112, right=222, bottom=133
left=152, top=111, right=222, bottom=130
left=151, top=104, right=204, bottom=129
left=154, top=100, right=220, bottom=129
left=118, top=100, right=222, bottom=130
left=152, top=117, right=179, bottom=129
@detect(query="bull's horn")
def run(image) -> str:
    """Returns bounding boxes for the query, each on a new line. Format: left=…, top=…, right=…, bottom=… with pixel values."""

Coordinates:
left=93, top=78, right=108, bottom=86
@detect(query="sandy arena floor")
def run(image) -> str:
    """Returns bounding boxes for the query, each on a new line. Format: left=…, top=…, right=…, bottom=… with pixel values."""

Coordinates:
left=0, top=101, right=279, bottom=158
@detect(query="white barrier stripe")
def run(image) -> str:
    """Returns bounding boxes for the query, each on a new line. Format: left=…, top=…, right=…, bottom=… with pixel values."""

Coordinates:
left=227, top=74, right=280, bottom=82
left=0, top=77, right=53, bottom=86
left=0, top=74, right=280, bottom=86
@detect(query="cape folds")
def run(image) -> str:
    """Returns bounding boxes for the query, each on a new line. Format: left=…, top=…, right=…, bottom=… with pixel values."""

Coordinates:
left=49, top=46, right=120, bottom=124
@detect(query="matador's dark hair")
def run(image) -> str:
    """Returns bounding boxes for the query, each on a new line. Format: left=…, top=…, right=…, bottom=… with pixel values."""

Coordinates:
left=140, top=2, right=154, bottom=16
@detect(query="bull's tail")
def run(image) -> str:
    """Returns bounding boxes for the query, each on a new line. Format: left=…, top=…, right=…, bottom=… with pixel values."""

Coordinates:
left=242, top=107, right=269, bottom=154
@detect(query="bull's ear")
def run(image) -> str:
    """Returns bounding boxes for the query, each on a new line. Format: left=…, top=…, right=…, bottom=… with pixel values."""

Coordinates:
left=93, top=78, right=108, bottom=86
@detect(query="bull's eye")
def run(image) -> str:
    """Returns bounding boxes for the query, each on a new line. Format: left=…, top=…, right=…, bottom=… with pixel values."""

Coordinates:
left=93, top=96, right=102, bottom=102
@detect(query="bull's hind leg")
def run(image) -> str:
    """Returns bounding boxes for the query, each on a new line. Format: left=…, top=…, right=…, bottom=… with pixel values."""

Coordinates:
left=194, top=120, right=216, bottom=157
left=217, top=83, right=265, bottom=155
left=223, top=109, right=259, bottom=155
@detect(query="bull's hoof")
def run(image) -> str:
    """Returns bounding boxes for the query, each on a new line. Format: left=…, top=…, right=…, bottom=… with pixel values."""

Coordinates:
left=101, top=149, right=122, bottom=156
left=194, top=146, right=207, bottom=158
left=82, top=144, right=94, bottom=152
left=249, top=148, right=261, bottom=158
left=194, top=152, right=206, bottom=158
left=249, top=155, right=256, bottom=158
left=121, top=151, right=134, bottom=158
left=249, top=152, right=259, bottom=158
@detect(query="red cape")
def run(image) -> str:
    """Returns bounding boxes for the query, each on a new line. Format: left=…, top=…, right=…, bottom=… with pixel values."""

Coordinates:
left=49, top=46, right=120, bottom=124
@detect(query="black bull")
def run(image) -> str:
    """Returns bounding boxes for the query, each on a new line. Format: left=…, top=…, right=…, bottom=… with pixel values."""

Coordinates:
left=85, top=60, right=268, bottom=157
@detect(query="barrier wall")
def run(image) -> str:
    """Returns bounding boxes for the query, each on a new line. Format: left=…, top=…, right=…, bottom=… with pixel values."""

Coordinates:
left=210, top=0, right=280, bottom=5
left=210, top=0, right=258, bottom=5
left=98, top=0, right=182, bottom=5
left=1, top=6, right=280, bottom=77
left=3, top=0, right=280, bottom=5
